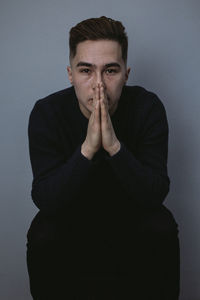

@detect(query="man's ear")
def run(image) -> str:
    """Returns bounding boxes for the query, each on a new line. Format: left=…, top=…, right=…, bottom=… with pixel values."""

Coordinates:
left=125, top=67, right=131, bottom=84
left=67, top=66, right=73, bottom=85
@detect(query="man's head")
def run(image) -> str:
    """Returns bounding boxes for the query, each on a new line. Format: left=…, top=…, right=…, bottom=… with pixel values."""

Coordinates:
left=69, top=16, right=128, bottom=64
left=67, top=16, right=130, bottom=118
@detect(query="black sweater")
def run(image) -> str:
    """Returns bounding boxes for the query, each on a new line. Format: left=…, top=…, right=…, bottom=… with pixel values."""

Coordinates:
left=27, top=85, right=170, bottom=243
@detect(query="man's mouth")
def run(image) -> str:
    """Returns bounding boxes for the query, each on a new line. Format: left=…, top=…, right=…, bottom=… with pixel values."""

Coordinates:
left=88, top=98, right=93, bottom=105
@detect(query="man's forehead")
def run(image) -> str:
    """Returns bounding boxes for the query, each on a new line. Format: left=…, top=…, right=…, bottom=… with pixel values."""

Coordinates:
left=71, top=40, right=124, bottom=67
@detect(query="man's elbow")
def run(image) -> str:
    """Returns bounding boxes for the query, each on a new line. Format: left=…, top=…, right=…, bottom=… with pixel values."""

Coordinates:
left=151, top=176, right=170, bottom=207
left=31, top=185, right=57, bottom=216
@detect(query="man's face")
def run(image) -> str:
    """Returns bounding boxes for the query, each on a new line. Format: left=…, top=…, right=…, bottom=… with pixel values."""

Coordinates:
left=67, top=40, right=130, bottom=119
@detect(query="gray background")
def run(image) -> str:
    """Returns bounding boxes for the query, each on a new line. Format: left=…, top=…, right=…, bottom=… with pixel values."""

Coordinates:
left=0, top=0, right=199, bottom=299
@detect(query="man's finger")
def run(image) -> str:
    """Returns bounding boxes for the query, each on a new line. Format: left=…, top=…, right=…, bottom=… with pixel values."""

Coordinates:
left=100, top=83, right=109, bottom=111
left=96, top=83, right=100, bottom=101
left=95, top=98, right=100, bottom=124
left=92, top=83, right=98, bottom=110
left=100, top=98, right=109, bottom=124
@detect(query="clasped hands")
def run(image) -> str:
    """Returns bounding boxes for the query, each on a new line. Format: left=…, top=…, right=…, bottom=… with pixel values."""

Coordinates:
left=81, top=82, right=121, bottom=160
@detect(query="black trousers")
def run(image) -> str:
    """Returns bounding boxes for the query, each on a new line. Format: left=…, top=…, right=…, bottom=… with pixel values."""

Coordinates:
left=26, top=206, right=180, bottom=299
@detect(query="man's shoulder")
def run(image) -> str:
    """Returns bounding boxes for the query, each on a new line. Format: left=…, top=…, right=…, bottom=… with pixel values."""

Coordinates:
left=122, top=85, right=166, bottom=117
left=33, top=86, right=74, bottom=109
left=123, top=85, right=164, bottom=107
left=29, top=86, right=76, bottom=123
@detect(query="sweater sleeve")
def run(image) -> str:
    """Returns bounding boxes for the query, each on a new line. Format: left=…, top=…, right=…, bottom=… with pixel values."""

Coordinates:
left=105, top=98, right=170, bottom=208
left=28, top=100, right=92, bottom=216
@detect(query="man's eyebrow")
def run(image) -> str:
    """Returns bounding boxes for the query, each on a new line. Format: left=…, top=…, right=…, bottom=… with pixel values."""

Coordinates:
left=76, top=62, right=121, bottom=68
left=76, top=62, right=93, bottom=67
left=104, top=63, right=121, bottom=68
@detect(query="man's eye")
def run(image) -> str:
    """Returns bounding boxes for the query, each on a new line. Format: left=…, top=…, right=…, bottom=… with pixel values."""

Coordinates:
left=80, top=69, right=91, bottom=74
left=105, top=69, right=117, bottom=74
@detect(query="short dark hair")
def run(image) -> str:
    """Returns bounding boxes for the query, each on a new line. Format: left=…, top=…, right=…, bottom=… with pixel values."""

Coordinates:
left=69, top=16, right=128, bottom=63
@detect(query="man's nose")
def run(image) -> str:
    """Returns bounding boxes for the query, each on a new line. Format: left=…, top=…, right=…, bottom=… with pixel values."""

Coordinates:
left=92, top=72, right=105, bottom=89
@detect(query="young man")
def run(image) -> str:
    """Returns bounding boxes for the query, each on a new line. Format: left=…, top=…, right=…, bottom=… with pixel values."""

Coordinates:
left=27, top=16, right=180, bottom=299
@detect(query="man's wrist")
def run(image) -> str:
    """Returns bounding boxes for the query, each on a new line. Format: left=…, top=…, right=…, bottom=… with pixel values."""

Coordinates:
left=81, top=142, right=94, bottom=160
left=107, top=141, right=121, bottom=156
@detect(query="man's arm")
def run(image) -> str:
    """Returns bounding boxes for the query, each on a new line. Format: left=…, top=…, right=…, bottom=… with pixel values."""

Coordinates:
left=104, top=95, right=170, bottom=208
left=28, top=101, right=93, bottom=216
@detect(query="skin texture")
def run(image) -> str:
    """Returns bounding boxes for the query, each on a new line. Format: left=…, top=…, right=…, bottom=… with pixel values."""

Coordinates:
left=67, top=40, right=130, bottom=158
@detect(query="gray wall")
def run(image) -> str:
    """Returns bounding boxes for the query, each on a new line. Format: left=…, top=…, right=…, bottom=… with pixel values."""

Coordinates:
left=0, top=0, right=199, bottom=299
